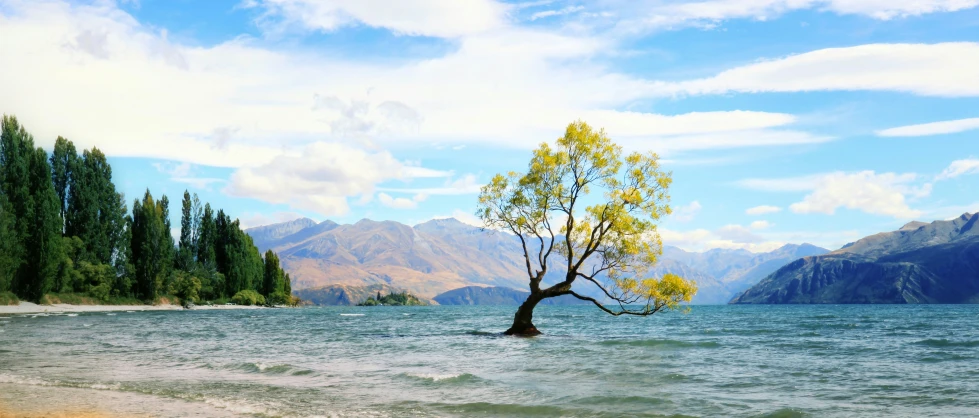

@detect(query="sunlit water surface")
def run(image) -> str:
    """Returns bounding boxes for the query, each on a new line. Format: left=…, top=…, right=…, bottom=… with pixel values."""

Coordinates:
left=2, top=305, right=978, bottom=417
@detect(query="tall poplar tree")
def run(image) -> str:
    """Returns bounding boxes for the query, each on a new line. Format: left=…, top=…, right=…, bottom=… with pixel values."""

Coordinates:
left=20, top=147, right=63, bottom=300
left=50, top=136, right=77, bottom=226
left=131, top=190, right=164, bottom=300
left=262, top=250, right=281, bottom=296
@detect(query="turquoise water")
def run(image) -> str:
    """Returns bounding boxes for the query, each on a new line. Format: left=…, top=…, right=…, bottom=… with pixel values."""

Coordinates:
left=1, top=305, right=978, bottom=417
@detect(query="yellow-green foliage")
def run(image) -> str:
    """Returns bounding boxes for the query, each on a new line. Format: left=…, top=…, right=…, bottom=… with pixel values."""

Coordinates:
left=168, top=271, right=202, bottom=303
left=0, top=291, right=18, bottom=305
left=477, top=120, right=697, bottom=315
left=231, top=289, right=266, bottom=306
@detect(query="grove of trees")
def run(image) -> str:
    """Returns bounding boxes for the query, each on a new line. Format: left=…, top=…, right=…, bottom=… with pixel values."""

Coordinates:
left=0, top=115, right=293, bottom=305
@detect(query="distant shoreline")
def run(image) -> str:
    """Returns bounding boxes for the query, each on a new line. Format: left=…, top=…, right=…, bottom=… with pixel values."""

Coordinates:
left=0, top=301, right=265, bottom=315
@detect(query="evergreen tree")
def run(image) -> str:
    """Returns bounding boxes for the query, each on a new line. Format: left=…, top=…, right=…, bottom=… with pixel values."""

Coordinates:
left=284, top=273, right=291, bottom=297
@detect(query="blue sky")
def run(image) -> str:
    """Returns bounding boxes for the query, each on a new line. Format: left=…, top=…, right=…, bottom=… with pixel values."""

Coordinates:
left=1, top=0, right=978, bottom=252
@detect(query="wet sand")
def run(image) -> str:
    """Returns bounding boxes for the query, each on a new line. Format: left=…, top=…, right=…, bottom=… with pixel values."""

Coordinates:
left=0, top=384, right=238, bottom=418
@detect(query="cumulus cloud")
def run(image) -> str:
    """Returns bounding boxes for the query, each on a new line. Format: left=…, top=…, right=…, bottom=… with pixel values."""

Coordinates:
left=745, top=205, right=781, bottom=215
left=937, top=158, right=979, bottom=180
left=741, top=171, right=929, bottom=219
left=224, top=141, right=409, bottom=216
left=749, top=220, right=772, bottom=229
left=877, top=117, right=979, bottom=137
left=378, top=192, right=428, bottom=209
left=0, top=0, right=829, bottom=172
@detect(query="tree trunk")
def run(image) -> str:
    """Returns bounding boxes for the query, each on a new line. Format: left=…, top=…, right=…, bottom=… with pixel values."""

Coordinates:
left=504, top=292, right=543, bottom=336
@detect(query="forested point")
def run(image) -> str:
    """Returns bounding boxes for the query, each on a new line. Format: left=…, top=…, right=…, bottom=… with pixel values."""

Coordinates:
left=0, top=114, right=297, bottom=307
left=358, top=291, right=427, bottom=306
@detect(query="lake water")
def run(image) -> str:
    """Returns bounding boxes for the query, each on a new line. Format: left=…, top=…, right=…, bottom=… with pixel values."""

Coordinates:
left=1, top=305, right=978, bottom=417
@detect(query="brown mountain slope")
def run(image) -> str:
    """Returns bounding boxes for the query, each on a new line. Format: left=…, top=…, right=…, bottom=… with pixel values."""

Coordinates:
left=249, top=218, right=530, bottom=298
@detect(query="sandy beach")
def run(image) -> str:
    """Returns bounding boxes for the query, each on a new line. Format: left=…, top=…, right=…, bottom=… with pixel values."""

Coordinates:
left=0, top=302, right=265, bottom=315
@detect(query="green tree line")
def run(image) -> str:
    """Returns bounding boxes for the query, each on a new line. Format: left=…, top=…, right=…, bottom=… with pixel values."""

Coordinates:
left=0, top=115, right=293, bottom=305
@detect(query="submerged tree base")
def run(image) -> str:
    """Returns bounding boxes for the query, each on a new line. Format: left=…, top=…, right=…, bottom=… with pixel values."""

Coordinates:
left=503, top=325, right=542, bottom=337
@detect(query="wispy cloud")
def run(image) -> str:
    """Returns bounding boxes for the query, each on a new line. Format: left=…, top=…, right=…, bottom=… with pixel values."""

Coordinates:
left=745, top=205, right=782, bottom=215
left=937, top=158, right=979, bottom=180
left=877, top=117, right=979, bottom=137
left=651, top=43, right=979, bottom=98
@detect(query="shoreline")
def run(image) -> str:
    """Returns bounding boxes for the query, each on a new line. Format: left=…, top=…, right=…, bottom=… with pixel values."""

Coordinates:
left=0, top=301, right=265, bottom=315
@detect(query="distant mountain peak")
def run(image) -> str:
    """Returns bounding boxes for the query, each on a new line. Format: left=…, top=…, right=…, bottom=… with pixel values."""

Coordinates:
left=900, top=221, right=927, bottom=231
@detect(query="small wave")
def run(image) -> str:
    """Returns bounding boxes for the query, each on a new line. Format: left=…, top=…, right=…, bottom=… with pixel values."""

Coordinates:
left=914, top=339, right=979, bottom=348
left=224, top=362, right=315, bottom=376
left=599, top=339, right=720, bottom=349
left=66, top=313, right=78, bottom=317
left=340, top=313, right=364, bottom=316
left=0, top=373, right=121, bottom=391
left=106, top=313, right=116, bottom=316
left=465, top=330, right=501, bottom=337
left=753, top=408, right=810, bottom=418
left=203, top=397, right=276, bottom=416
left=401, top=372, right=480, bottom=384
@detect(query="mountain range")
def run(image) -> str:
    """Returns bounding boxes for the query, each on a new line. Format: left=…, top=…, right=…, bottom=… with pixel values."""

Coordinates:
left=733, top=213, right=979, bottom=304
left=245, top=217, right=829, bottom=305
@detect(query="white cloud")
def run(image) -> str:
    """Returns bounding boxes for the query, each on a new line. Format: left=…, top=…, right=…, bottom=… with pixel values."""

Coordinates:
left=244, top=0, right=509, bottom=38
left=877, top=117, right=979, bottom=137
left=153, top=161, right=192, bottom=177
left=378, top=192, right=428, bottom=209
left=662, top=226, right=861, bottom=252
left=379, top=173, right=484, bottom=195
left=937, top=158, right=979, bottom=180
left=660, top=227, right=786, bottom=253
left=742, top=171, right=928, bottom=219
left=749, top=220, right=772, bottom=229
left=530, top=5, right=584, bottom=20
left=715, top=224, right=765, bottom=243
left=656, top=43, right=979, bottom=98
left=745, top=205, right=781, bottom=215
left=671, top=200, right=702, bottom=222
left=171, top=177, right=226, bottom=190
left=153, top=161, right=224, bottom=190
left=617, top=0, right=979, bottom=33
left=0, top=0, right=827, bottom=173
left=224, top=141, right=406, bottom=216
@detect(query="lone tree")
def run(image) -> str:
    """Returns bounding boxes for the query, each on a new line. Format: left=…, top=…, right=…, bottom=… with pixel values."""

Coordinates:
left=478, top=121, right=697, bottom=336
